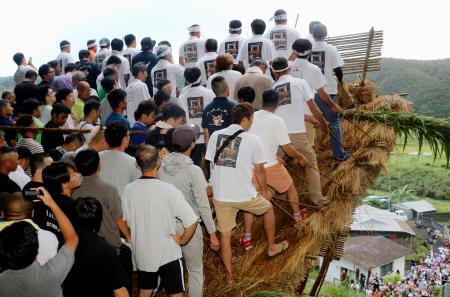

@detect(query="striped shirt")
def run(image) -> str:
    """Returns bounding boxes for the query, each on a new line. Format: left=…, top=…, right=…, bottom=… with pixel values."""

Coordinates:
left=17, top=138, right=44, bottom=155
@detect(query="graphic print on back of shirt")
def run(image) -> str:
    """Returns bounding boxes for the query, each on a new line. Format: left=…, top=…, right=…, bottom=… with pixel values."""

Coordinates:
left=153, top=69, right=167, bottom=88
left=184, top=43, right=198, bottom=64
left=275, top=83, right=292, bottom=105
left=124, top=54, right=132, bottom=71
left=270, top=30, right=287, bottom=50
left=204, top=60, right=215, bottom=80
left=248, top=42, right=263, bottom=64
left=309, top=51, right=326, bottom=74
left=95, top=56, right=105, bottom=67
left=187, top=96, right=204, bottom=118
left=225, top=41, right=240, bottom=59
left=215, top=134, right=242, bottom=168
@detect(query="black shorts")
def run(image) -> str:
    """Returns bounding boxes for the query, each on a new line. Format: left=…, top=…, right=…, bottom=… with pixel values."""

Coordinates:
left=137, top=259, right=184, bottom=294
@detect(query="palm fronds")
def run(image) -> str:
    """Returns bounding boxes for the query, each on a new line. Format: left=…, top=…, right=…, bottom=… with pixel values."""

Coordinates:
left=344, top=108, right=450, bottom=167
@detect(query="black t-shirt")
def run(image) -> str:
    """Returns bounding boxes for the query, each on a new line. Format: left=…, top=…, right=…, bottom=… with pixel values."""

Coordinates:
left=0, top=173, right=21, bottom=195
left=131, top=51, right=158, bottom=96
left=76, top=61, right=101, bottom=91
left=201, top=97, right=235, bottom=136
left=23, top=180, right=44, bottom=191
left=48, top=147, right=64, bottom=161
left=146, top=127, right=174, bottom=151
left=14, top=81, right=39, bottom=106
left=63, top=232, right=128, bottom=297
left=42, top=121, right=64, bottom=152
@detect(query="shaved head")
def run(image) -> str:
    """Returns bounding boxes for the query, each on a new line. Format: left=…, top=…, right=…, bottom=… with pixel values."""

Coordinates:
left=2, top=192, right=33, bottom=221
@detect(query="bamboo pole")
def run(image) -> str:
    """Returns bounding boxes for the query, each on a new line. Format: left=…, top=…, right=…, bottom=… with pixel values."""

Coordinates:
left=0, top=125, right=147, bottom=134
left=309, top=246, right=333, bottom=296
left=361, top=27, right=376, bottom=85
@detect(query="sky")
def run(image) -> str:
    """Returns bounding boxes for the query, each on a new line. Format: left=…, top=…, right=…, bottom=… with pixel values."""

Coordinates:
left=1, top=0, right=449, bottom=77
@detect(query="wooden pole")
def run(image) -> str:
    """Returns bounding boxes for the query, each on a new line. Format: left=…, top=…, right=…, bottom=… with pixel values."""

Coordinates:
left=309, top=246, right=333, bottom=296
left=0, top=125, right=147, bottom=134
left=295, top=269, right=310, bottom=295
left=295, top=13, right=299, bottom=28
left=361, top=27, right=375, bottom=86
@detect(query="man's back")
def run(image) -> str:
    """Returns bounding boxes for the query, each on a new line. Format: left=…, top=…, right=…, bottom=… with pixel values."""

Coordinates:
left=14, top=81, right=38, bottom=106
left=201, top=97, right=235, bottom=137
left=264, top=24, right=301, bottom=59
left=237, top=35, right=277, bottom=69
left=179, top=36, right=206, bottom=68
left=234, top=67, right=273, bottom=109
left=150, top=59, right=185, bottom=97
left=56, top=52, right=75, bottom=75
left=14, top=65, right=35, bottom=85
left=310, top=41, right=344, bottom=95
left=126, top=79, right=151, bottom=126
left=132, top=51, right=158, bottom=96
left=94, top=48, right=111, bottom=70
left=76, top=61, right=101, bottom=90
left=218, top=34, right=246, bottom=64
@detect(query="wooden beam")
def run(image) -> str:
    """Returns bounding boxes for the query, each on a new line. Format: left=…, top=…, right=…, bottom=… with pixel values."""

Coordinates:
left=295, top=269, right=310, bottom=296
left=309, top=247, right=333, bottom=296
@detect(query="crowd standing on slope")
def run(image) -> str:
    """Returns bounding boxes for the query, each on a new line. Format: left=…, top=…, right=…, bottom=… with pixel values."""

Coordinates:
left=0, top=9, right=352, bottom=297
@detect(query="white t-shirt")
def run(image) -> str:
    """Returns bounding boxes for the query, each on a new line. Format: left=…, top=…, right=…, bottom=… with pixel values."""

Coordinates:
left=179, top=36, right=206, bottom=68
left=39, top=105, right=53, bottom=125
left=37, top=229, right=59, bottom=265
left=237, top=34, right=277, bottom=69
left=122, top=178, right=198, bottom=272
left=8, top=165, right=30, bottom=189
left=56, top=52, right=75, bottom=74
left=94, top=48, right=111, bottom=71
left=99, top=150, right=141, bottom=197
left=178, top=85, right=215, bottom=143
left=218, top=34, right=246, bottom=64
left=123, top=47, right=140, bottom=68
left=205, top=124, right=266, bottom=202
left=75, top=121, right=95, bottom=143
left=249, top=110, right=291, bottom=168
left=206, top=69, right=242, bottom=102
left=151, top=59, right=185, bottom=97
left=126, top=79, right=151, bottom=126
left=273, top=74, right=313, bottom=133
left=310, top=41, right=344, bottom=95
left=196, top=52, right=218, bottom=85
left=14, top=65, right=35, bottom=85
left=102, top=50, right=131, bottom=91
left=290, top=58, right=327, bottom=115
left=264, top=24, right=301, bottom=59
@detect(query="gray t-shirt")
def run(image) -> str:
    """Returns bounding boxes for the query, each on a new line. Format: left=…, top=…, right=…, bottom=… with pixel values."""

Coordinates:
left=0, top=245, right=74, bottom=297
left=72, top=175, right=123, bottom=248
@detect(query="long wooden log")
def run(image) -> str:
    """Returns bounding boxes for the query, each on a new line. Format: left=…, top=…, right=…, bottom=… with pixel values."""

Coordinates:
left=309, top=246, right=333, bottom=296
left=0, top=125, right=147, bottom=134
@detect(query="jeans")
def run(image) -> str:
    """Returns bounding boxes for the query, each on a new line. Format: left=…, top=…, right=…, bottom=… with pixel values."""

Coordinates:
left=314, top=94, right=348, bottom=160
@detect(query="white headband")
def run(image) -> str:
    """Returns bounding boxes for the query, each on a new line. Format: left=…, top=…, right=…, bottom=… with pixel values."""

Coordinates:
left=295, top=49, right=311, bottom=57
left=157, top=46, right=172, bottom=58
left=274, top=13, right=287, bottom=21
left=229, top=27, right=242, bottom=32
left=271, top=64, right=291, bottom=72
left=188, top=76, right=202, bottom=88
left=187, top=25, right=201, bottom=33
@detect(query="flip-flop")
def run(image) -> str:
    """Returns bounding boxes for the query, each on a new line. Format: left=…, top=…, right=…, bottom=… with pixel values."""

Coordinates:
left=267, top=240, right=289, bottom=258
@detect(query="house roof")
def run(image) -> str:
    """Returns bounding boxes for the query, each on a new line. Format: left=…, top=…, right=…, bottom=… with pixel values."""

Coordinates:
left=343, top=236, right=411, bottom=268
left=351, top=205, right=415, bottom=235
left=394, top=200, right=436, bottom=213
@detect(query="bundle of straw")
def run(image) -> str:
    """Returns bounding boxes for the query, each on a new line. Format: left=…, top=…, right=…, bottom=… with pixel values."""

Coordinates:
left=347, top=80, right=377, bottom=104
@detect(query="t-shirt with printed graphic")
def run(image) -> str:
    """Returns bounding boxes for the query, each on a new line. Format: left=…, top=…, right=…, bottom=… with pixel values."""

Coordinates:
left=218, top=34, right=246, bottom=64
left=55, top=52, right=75, bottom=75
left=150, top=59, right=185, bottom=97
left=94, top=48, right=112, bottom=71
left=76, top=60, right=101, bottom=91
left=273, top=74, right=313, bottom=133
left=289, top=58, right=327, bottom=115
left=237, top=34, right=277, bottom=69
left=123, top=47, right=140, bottom=70
left=179, top=85, right=215, bottom=143
left=196, top=52, right=218, bottom=85
left=205, top=124, right=266, bottom=202
left=201, top=97, right=235, bottom=137
left=179, top=36, right=206, bottom=68
left=310, top=41, right=344, bottom=95
left=264, top=24, right=301, bottom=59
left=206, top=69, right=242, bottom=102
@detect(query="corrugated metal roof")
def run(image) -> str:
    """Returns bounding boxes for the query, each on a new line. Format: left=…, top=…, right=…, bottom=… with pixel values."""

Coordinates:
left=351, top=205, right=415, bottom=235
left=394, top=200, right=436, bottom=213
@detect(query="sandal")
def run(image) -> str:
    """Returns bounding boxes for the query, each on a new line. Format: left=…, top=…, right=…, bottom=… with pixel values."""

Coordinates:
left=267, top=240, right=289, bottom=258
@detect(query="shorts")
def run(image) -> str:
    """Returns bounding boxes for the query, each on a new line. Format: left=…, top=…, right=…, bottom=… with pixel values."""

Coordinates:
left=213, top=194, right=272, bottom=232
left=253, top=163, right=293, bottom=193
left=137, top=259, right=184, bottom=294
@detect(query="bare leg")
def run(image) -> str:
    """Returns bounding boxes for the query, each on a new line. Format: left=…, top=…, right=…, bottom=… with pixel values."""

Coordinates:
left=263, top=206, right=277, bottom=251
left=286, top=183, right=300, bottom=213
left=243, top=212, right=254, bottom=234
left=169, top=293, right=185, bottom=297
left=139, top=289, right=153, bottom=297
left=219, top=231, right=233, bottom=284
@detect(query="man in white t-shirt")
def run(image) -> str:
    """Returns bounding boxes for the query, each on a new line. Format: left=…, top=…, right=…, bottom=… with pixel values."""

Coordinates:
left=307, top=21, right=321, bottom=44
left=264, top=9, right=301, bottom=60
left=238, top=19, right=277, bottom=70
left=102, top=38, right=131, bottom=91
left=271, top=57, right=329, bottom=206
left=55, top=40, right=75, bottom=76
left=196, top=39, right=218, bottom=85
left=94, top=38, right=112, bottom=71
left=151, top=45, right=185, bottom=98
left=99, top=122, right=141, bottom=197
left=179, top=67, right=215, bottom=165
left=122, top=145, right=198, bottom=297
left=123, top=34, right=140, bottom=69
left=205, top=103, right=289, bottom=284
left=310, top=24, right=350, bottom=161
left=179, top=24, right=206, bottom=68
left=206, top=54, right=242, bottom=102
left=290, top=38, right=342, bottom=146
left=126, top=63, right=151, bottom=126
left=12, top=53, right=37, bottom=85
left=218, top=20, right=246, bottom=64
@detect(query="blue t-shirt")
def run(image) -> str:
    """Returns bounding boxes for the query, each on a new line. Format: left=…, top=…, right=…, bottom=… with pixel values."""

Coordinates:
left=201, top=97, right=235, bottom=136
left=105, top=112, right=130, bottom=128
left=130, top=122, right=148, bottom=145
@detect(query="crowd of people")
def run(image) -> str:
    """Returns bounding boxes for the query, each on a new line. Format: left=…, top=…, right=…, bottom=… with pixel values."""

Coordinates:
left=0, top=9, right=351, bottom=297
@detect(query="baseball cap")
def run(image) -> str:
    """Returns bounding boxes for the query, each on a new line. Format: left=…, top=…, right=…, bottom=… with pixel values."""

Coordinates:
left=172, top=124, right=200, bottom=147
left=99, top=38, right=110, bottom=47
left=141, top=37, right=156, bottom=50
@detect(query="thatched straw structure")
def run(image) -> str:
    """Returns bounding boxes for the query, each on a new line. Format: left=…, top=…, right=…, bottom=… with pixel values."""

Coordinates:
left=202, top=94, right=414, bottom=297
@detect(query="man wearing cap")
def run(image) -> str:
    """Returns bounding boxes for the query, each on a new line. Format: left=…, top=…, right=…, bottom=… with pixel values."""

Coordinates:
left=218, top=20, right=246, bottom=64
left=265, top=9, right=301, bottom=60
left=102, top=38, right=131, bottom=91
left=94, top=38, right=112, bottom=71
left=151, top=45, right=185, bottom=98
left=238, top=19, right=277, bottom=70
left=179, top=24, right=206, bottom=68
left=310, top=24, right=350, bottom=161
left=87, top=39, right=97, bottom=62
left=132, top=37, right=159, bottom=96
left=56, top=40, right=75, bottom=75
left=290, top=38, right=341, bottom=147
left=158, top=123, right=219, bottom=297
left=196, top=39, right=218, bottom=86
left=271, top=57, right=329, bottom=207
